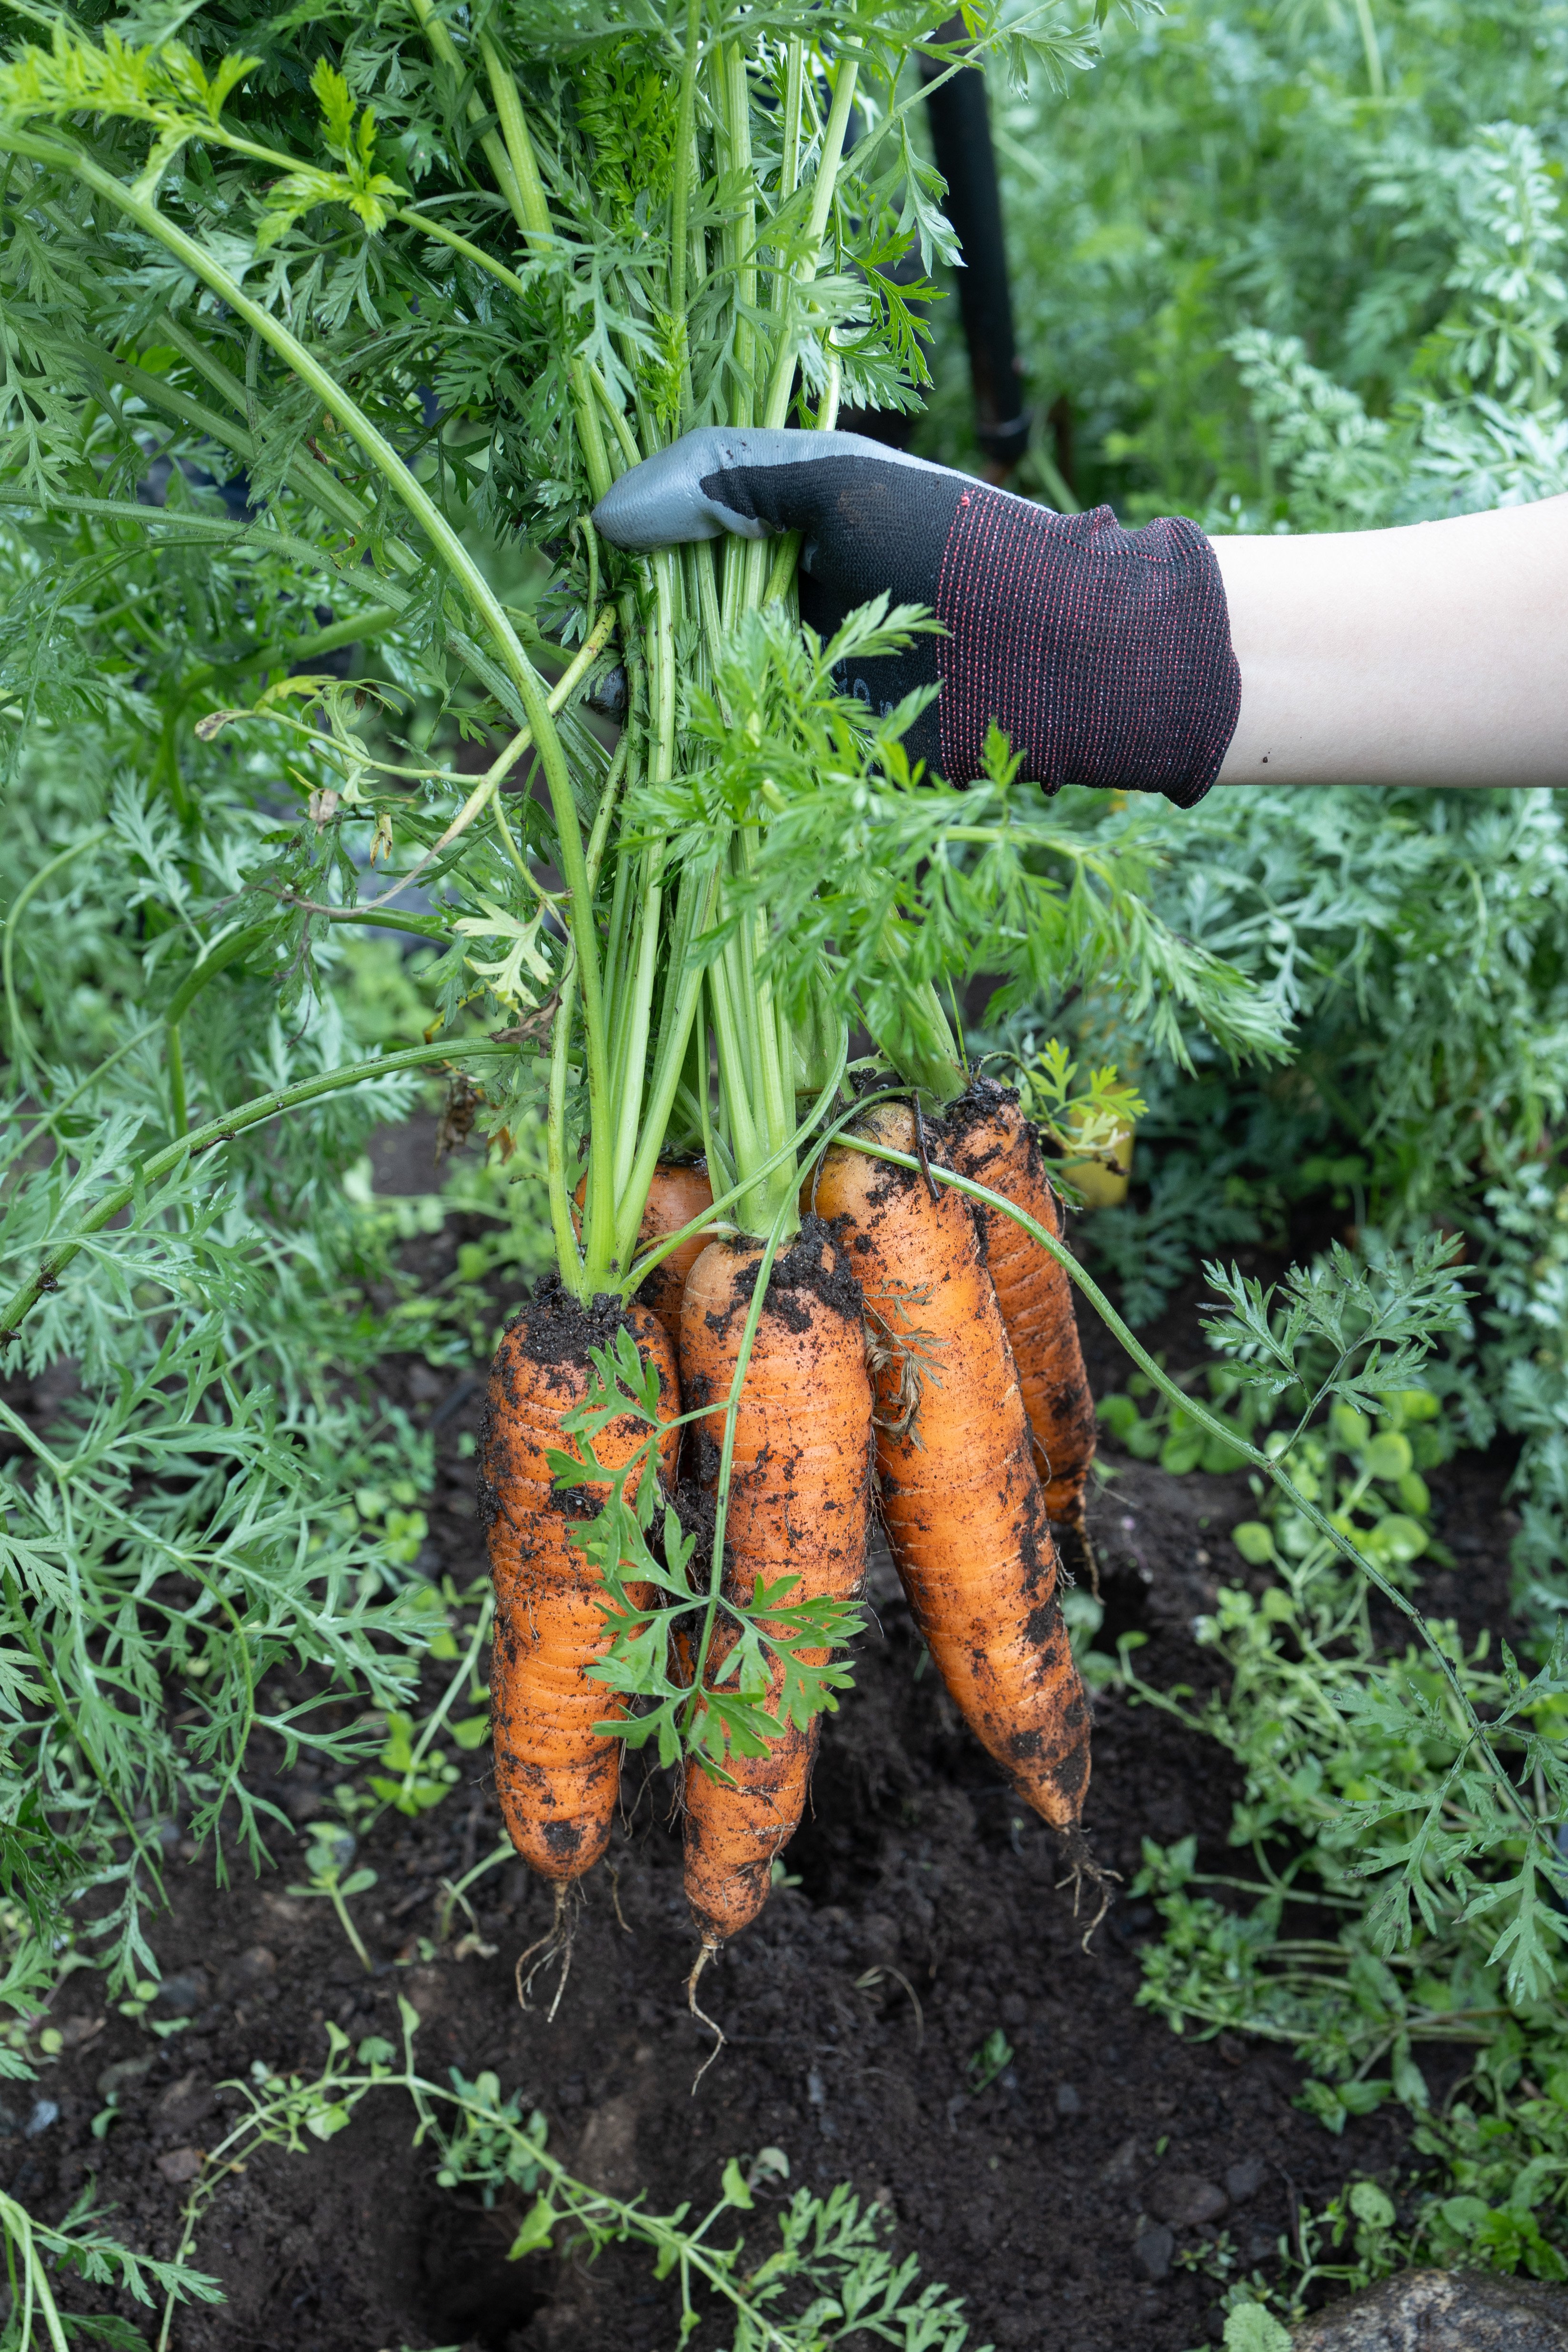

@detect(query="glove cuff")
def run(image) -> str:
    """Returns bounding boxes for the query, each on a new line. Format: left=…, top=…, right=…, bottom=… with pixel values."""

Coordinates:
left=933, top=491, right=1241, bottom=806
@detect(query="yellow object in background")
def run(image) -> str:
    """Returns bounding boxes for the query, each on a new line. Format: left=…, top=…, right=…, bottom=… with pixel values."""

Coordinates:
left=1062, top=1104, right=1136, bottom=1209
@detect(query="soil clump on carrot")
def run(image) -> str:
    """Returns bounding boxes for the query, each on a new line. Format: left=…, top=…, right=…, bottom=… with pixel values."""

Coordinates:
left=691, top=1212, right=866, bottom=1343
left=10, top=1183, right=1518, bottom=2352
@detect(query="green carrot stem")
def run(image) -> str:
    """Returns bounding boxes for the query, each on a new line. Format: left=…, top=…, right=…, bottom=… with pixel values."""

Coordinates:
left=610, top=859, right=722, bottom=1273
left=719, top=40, right=758, bottom=437
left=167, top=1022, right=188, bottom=1139
left=865, top=958, right=968, bottom=1105
left=148, top=313, right=377, bottom=544
left=669, top=0, right=703, bottom=407
left=405, top=0, right=529, bottom=222
left=616, top=851, right=667, bottom=1165
left=546, top=963, right=586, bottom=1295
left=478, top=35, right=616, bottom=507
left=777, top=35, right=804, bottom=230
left=681, top=1199, right=793, bottom=1736
left=759, top=51, right=859, bottom=430
left=627, top=1023, right=847, bottom=1294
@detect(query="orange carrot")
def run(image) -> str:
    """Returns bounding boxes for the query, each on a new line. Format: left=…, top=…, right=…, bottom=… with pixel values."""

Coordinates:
left=813, top=1104, right=1092, bottom=1850
left=636, top=1161, right=715, bottom=1346
left=945, top=1080, right=1098, bottom=1530
left=484, top=1291, right=680, bottom=1881
left=677, top=1221, right=873, bottom=1943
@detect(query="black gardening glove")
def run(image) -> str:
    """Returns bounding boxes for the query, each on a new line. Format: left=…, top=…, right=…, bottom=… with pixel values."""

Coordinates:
left=591, top=427, right=1240, bottom=806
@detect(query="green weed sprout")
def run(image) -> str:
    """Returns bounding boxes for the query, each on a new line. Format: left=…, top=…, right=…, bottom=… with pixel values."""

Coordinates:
left=287, top=1830, right=378, bottom=1975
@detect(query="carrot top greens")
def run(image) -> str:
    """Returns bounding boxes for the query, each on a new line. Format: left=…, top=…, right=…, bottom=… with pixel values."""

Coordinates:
left=0, top=0, right=1275, bottom=1294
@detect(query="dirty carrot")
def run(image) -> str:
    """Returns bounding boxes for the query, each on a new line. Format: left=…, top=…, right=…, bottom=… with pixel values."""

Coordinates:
left=945, top=1078, right=1098, bottom=1531
left=484, top=1291, right=680, bottom=1884
left=813, top=1102, right=1094, bottom=1858
left=677, top=1221, right=873, bottom=1944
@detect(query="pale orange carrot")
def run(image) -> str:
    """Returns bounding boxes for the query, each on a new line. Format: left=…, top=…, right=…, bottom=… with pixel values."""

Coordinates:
left=945, top=1079, right=1098, bottom=1529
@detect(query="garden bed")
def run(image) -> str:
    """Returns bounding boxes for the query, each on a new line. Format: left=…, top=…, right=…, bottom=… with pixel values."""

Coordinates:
left=9, top=1200, right=1522, bottom=2352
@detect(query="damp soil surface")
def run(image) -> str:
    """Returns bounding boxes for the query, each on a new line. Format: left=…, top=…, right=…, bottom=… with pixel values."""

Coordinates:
left=10, top=1192, right=1524, bottom=2352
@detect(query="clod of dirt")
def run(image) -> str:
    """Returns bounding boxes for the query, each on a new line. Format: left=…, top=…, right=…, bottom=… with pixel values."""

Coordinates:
left=1292, top=2268, right=1568, bottom=2350
left=1147, top=2169, right=1228, bottom=2227
left=95, top=2057, right=151, bottom=2103
left=1134, top=2222, right=1175, bottom=2282
left=153, top=2072, right=215, bottom=2134
left=153, top=1968, right=209, bottom=2015
left=1225, top=2154, right=1268, bottom=2203
left=219, top=1945, right=276, bottom=1995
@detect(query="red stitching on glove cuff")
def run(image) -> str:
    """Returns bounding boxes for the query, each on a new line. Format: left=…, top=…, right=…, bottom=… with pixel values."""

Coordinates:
left=934, top=491, right=1241, bottom=806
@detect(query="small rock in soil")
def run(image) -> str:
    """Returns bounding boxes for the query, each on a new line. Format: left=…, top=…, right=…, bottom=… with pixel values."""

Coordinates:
left=219, top=1945, right=276, bottom=1995
left=1055, top=2083, right=1082, bottom=2115
left=1134, top=2223, right=1175, bottom=2282
left=574, top=2095, right=640, bottom=2195
left=1100, top=2137, right=1141, bottom=2185
left=155, top=2148, right=203, bottom=2186
left=23, top=2099, right=58, bottom=2138
left=1225, top=2155, right=1268, bottom=2203
left=1292, top=2268, right=1568, bottom=2350
left=155, top=1969, right=210, bottom=2015
left=1149, top=2171, right=1228, bottom=2227
left=154, top=2072, right=214, bottom=2132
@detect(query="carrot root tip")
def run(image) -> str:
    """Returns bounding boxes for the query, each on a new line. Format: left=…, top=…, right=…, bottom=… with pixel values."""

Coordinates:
left=515, top=1880, right=579, bottom=2021
left=686, top=1939, right=726, bottom=2093
left=1054, top=1830, right=1120, bottom=1952
left=607, top=1863, right=631, bottom=1935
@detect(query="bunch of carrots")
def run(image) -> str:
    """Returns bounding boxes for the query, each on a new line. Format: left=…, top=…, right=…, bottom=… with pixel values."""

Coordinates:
left=485, top=1073, right=1103, bottom=1976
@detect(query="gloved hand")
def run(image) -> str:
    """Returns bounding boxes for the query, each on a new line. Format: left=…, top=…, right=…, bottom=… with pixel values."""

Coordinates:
left=591, top=427, right=1240, bottom=807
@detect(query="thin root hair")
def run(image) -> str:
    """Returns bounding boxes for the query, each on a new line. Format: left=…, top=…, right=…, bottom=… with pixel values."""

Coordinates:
left=516, top=1880, right=581, bottom=2022
left=1056, top=1831, right=1120, bottom=1953
left=687, top=1939, right=726, bottom=2093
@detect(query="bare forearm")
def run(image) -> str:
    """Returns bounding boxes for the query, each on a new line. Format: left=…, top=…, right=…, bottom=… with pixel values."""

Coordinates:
left=1211, top=496, right=1568, bottom=787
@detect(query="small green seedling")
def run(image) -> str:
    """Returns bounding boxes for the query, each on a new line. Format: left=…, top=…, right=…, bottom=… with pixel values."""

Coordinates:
left=967, top=2029, right=1014, bottom=2093
left=289, top=1831, right=378, bottom=1974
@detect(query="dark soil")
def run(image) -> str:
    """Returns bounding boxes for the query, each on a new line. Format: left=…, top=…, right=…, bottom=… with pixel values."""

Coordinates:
left=6, top=1164, right=1525, bottom=2352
